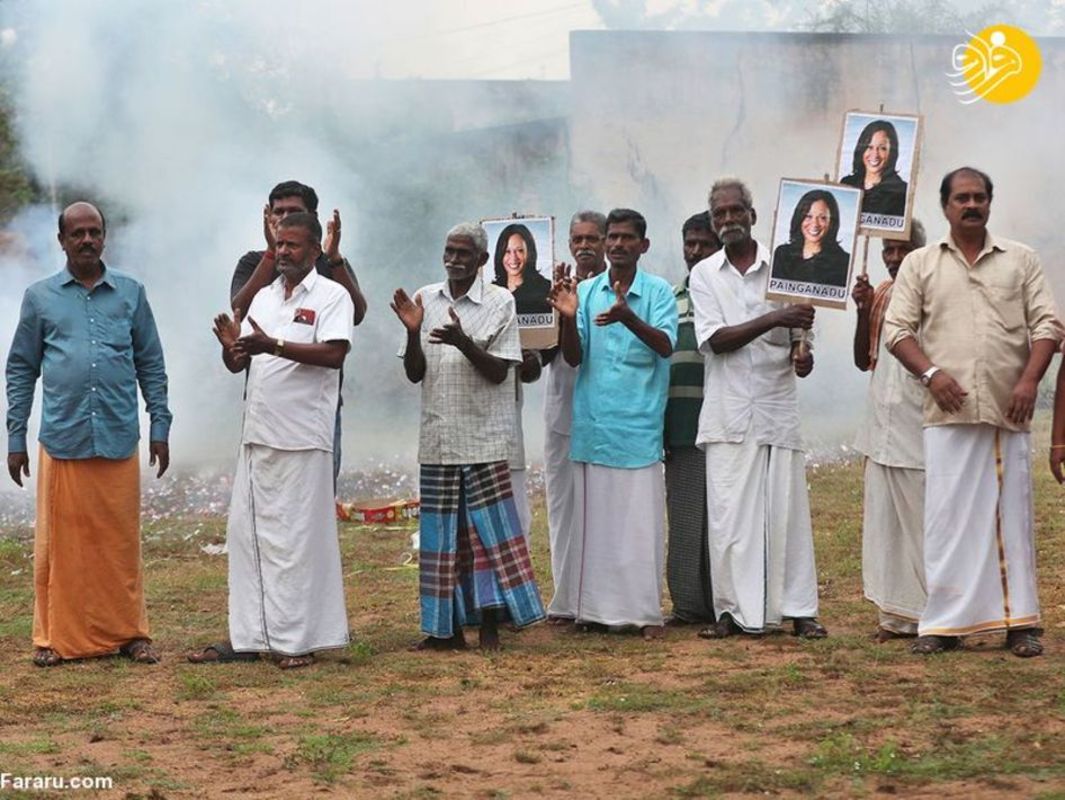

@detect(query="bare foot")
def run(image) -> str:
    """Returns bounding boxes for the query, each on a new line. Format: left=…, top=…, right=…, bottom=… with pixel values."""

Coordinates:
left=411, top=633, right=467, bottom=652
left=872, top=627, right=916, bottom=644
left=641, top=625, right=665, bottom=641
left=480, top=610, right=502, bottom=651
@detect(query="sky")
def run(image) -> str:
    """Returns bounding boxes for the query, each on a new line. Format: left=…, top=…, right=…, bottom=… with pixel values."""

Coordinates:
left=320, top=0, right=1065, bottom=81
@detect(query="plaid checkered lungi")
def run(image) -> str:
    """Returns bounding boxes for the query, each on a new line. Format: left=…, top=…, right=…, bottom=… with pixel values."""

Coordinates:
left=419, top=461, right=545, bottom=638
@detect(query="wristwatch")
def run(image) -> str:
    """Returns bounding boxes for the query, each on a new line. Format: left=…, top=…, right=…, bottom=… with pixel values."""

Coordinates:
left=274, top=338, right=285, bottom=357
left=919, top=366, right=940, bottom=386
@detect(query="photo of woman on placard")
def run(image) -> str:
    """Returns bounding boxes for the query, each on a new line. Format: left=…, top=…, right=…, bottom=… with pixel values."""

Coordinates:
left=772, top=189, right=850, bottom=288
left=840, top=119, right=907, bottom=218
left=492, top=222, right=552, bottom=316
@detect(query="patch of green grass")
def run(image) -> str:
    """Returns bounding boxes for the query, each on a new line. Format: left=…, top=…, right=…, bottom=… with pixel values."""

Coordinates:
left=0, top=616, right=31, bottom=639
left=176, top=670, right=220, bottom=701
left=0, top=537, right=28, bottom=563
left=672, top=760, right=817, bottom=796
left=586, top=682, right=708, bottom=713
left=0, top=737, right=60, bottom=755
left=807, top=730, right=1064, bottom=783
left=284, top=731, right=383, bottom=782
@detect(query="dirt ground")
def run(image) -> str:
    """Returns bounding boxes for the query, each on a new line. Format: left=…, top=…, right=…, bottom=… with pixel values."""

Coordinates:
left=1, top=458, right=1065, bottom=799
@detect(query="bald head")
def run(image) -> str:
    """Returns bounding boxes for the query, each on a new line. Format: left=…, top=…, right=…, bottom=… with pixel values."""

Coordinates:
left=58, top=202, right=106, bottom=236
left=57, top=202, right=106, bottom=274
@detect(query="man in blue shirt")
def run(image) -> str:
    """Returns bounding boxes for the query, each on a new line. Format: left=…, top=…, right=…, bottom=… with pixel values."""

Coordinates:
left=6, top=201, right=172, bottom=667
left=550, top=208, right=678, bottom=639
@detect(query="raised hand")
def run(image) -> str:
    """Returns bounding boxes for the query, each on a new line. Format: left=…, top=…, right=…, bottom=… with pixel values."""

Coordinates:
left=263, top=204, right=277, bottom=252
left=776, top=303, right=815, bottom=330
left=235, top=316, right=275, bottom=356
left=851, top=275, right=874, bottom=312
left=548, top=274, right=578, bottom=319
left=428, top=307, right=468, bottom=348
left=594, top=281, right=634, bottom=326
left=212, top=309, right=242, bottom=349
left=324, top=209, right=342, bottom=263
left=391, top=289, right=424, bottom=332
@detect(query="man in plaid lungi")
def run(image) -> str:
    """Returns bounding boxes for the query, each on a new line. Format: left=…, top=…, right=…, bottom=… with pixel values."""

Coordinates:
left=392, top=222, right=546, bottom=650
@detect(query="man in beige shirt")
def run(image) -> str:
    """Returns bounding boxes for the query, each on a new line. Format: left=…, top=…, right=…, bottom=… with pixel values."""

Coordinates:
left=852, top=220, right=927, bottom=643
left=884, top=167, right=1059, bottom=658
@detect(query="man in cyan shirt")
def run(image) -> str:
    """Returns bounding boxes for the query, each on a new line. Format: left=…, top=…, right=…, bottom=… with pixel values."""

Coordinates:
left=6, top=201, right=172, bottom=667
left=551, top=208, right=678, bottom=640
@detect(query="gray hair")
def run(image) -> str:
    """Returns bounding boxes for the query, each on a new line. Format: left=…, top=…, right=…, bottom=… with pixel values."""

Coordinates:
left=446, top=222, right=488, bottom=255
left=569, top=210, right=607, bottom=236
left=909, top=218, right=927, bottom=248
left=708, top=177, right=754, bottom=211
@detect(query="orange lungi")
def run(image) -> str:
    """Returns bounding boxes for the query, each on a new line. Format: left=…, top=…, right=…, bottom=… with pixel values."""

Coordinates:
left=33, top=446, right=150, bottom=658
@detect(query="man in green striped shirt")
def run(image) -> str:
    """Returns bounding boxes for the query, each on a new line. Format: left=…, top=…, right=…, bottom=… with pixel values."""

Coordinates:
left=664, top=212, right=720, bottom=623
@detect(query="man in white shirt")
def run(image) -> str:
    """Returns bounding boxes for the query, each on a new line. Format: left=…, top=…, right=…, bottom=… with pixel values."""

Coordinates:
left=542, top=210, right=607, bottom=623
left=851, top=220, right=927, bottom=642
left=392, top=222, right=545, bottom=651
left=192, top=212, right=354, bottom=669
left=689, top=177, right=827, bottom=640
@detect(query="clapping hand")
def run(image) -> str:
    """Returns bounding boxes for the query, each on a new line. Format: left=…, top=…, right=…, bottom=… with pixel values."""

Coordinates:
left=428, top=307, right=468, bottom=349
left=212, top=309, right=242, bottom=350
left=391, top=289, right=424, bottom=332
left=234, top=317, right=275, bottom=357
left=263, top=204, right=277, bottom=252
left=594, top=282, right=635, bottom=326
left=324, top=209, right=342, bottom=264
left=548, top=271, right=578, bottom=319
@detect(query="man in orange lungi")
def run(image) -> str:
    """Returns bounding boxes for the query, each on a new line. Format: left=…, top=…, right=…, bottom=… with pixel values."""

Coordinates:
left=6, top=201, right=172, bottom=667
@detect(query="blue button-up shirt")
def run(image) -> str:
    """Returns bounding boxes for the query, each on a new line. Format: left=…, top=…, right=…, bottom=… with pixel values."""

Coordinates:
left=6, top=265, right=172, bottom=459
left=570, top=268, right=678, bottom=469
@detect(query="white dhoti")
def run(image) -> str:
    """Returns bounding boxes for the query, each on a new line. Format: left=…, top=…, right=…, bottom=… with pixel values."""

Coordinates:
left=510, top=467, right=532, bottom=544
left=862, top=460, right=926, bottom=633
left=227, top=444, right=350, bottom=655
left=705, top=440, right=818, bottom=631
left=920, top=425, right=1039, bottom=637
left=544, top=428, right=582, bottom=618
left=574, top=462, right=664, bottom=627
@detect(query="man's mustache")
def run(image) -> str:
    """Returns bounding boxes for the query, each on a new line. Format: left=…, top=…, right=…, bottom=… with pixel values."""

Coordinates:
left=575, top=249, right=596, bottom=258
left=962, top=209, right=983, bottom=219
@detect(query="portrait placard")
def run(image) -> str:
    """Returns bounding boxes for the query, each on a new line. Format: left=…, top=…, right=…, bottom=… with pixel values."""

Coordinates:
left=835, top=110, right=922, bottom=238
left=482, top=215, right=557, bottom=348
left=766, top=179, right=862, bottom=310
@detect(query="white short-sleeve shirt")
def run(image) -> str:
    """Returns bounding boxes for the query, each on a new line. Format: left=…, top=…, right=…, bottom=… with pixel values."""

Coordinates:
left=399, top=274, right=522, bottom=465
left=689, top=242, right=805, bottom=451
left=241, top=269, right=354, bottom=452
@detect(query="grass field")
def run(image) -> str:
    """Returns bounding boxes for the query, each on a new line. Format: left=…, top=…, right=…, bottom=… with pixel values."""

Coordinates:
left=1, top=446, right=1065, bottom=799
